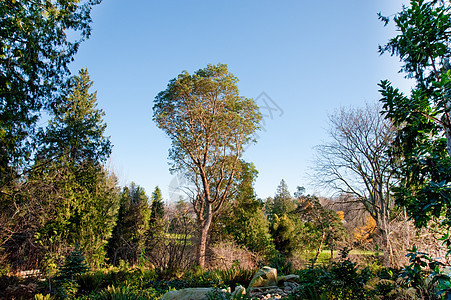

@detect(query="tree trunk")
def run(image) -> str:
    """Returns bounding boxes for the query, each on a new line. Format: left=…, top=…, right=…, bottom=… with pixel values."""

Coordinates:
left=445, top=125, right=451, bottom=158
left=197, top=203, right=212, bottom=268
left=377, top=214, right=391, bottom=267
left=314, top=231, right=326, bottom=263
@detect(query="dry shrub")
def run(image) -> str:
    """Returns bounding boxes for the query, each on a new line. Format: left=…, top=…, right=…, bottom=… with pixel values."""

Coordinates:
left=206, top=241, right=260, bottom=270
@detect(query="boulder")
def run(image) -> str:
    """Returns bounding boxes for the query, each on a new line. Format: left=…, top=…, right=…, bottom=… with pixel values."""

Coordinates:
left=231, top=285, right=246, bottom=298
left=160, top=287, right=213, bottom=300
left=248, top=266, right=277, bottom=291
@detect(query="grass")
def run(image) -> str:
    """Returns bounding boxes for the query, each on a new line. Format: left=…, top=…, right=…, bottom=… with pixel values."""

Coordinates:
left=299, top=249, right=382, bottom=265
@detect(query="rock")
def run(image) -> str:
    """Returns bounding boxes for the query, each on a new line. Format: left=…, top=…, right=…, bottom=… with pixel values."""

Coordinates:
left=160, top=287, right=214, bottom=300
left=231, top=285, right=246, bottom=298
left=277, top=274, right=300, bottom=284
left=248, top=266, right=278, bottom=291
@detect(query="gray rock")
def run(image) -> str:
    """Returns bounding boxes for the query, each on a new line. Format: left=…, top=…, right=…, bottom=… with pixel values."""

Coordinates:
left=277, top=274, right=300, bottom=284
left=231, top=285, right=246, bottom=298
left=248, top=266, right=278, bottom=291
left=160, top=287, right=214, bottom=300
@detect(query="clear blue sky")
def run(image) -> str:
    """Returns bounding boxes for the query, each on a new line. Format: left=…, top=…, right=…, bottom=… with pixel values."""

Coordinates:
left=69, top=0, right=412, bottom=201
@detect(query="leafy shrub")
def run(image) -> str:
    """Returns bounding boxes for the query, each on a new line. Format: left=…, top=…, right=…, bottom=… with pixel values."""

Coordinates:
left=213, top=267, right=255, bottom=291
left=399, top=246, right=451, bottom=299
left=268, top=252, right=293, bottom=275
left=34, top=293, right=54, bottom=300
left=292, top=254, right=372, bottom=300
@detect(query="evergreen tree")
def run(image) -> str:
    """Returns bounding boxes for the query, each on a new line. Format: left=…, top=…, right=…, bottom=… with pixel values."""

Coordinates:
left=107, top=183, right=150, bottom=266
left=224, top=162, right=274, bottom=256
left=30, top=69, right=118, bottom=267
left=266, top=180, right=301, bottom=257
left=150, top=186, right=164, bottom=226
left=266, top=179, right=297, bottom=223
left=0, top=0, right=101, bottom=187
left=41, top=68, right=111, bottom=165
left=54, top=245, right=90, bottom=299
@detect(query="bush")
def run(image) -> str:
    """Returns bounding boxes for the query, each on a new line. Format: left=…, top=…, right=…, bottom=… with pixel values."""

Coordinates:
left=292, top=256, right=372, bottom=299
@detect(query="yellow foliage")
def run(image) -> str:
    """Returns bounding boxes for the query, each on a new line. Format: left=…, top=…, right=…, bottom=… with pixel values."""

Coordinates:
left=336, top=211, right=344, bottom=221
left=353, top=216, right=376, bottom=245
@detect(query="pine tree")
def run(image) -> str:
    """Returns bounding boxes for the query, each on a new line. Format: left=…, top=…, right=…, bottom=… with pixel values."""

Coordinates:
left=54, top=245, right=90, bottom=298
left=41, top=68, right=111, bottom=165
left=150, top=186, right=165, bottom=226
left=267, top=179, right=297, bottom=223
left=107, top=183, right=150, bottom=265
left=31, top=69, right=118, bottom=267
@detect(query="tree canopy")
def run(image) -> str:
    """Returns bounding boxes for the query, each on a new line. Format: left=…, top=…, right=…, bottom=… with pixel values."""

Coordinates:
left=153, top=63, right=261, bottom=267
left=0, top=0, right=101, bottom=187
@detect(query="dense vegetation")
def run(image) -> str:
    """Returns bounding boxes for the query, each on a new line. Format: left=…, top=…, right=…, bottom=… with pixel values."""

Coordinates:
left=1, top=0, right=451, bottom=299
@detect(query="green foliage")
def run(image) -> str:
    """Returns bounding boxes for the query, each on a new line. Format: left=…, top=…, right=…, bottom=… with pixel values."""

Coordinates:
left=266, top=180, right=296, bottom=222
left=27, top=69, right=119, bottom=268
left=223, top=162, right=274, bottom=256
left=0, top=0, right=101, bottom=186
left=379, top=0, right=451, bottom=234
left=399, top=246, right=451, bottom=298
left=271, top=214, right=299, bottom=257
left=268, top=252, right=294, bottom=275
left=297, top=195, right=347, bottom=263
left=150, top=186, right=164, bottom=227
left=42, top=69, right=111, bottom=165
left=266, top=180, right=303, bottom=257
left=107, top=183, right=150, bottom=266
left=35, top=294, right=54, bottom=300
left=292, top=255, right=372, bottom=300
left=54, top=246, right=90, bottom=299
left=153, top=63, right=262, bottom=267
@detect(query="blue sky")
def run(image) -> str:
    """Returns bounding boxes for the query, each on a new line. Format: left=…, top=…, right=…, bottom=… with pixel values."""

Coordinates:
left=69, top=0, right=412, bottom=201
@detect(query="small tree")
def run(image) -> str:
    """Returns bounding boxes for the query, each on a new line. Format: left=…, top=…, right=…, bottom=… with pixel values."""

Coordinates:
left=150, top=186, right=164, bottom=228
left=153, top=63, right=261, bottom=267
left=223, top=162, right=274, bottom=256
left=54, top=245, right=89, bottom=299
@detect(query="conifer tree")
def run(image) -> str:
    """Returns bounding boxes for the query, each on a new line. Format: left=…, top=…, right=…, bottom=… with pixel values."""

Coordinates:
left=107, top=183, right=150, bottom=265
left=150, top=186, right=165, bottom=226
left=224, top=162, right=274, bottom=256
left=30, top=69, right=118, bottom=267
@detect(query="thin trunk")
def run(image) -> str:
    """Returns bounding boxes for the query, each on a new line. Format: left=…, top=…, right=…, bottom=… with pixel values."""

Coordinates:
left=314, top=231, right=326, bottom=263
left=446, top=126, right=451, bottom=158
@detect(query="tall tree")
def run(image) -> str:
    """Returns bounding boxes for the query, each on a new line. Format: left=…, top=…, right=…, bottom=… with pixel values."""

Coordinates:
left=31, top=69, right=117, bottom=267
left=313, top=103, right=397, bottom=265
left=0, top=0, right=101, bottom=187
left=378, top=0, right=451, bottom=240
left=40, top=68, right=111, bottom=164
left=153, top=63, right=261, bottom=267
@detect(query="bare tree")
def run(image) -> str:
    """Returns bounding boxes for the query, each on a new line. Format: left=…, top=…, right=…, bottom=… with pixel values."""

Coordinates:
left=313, top=103, right=400, bottom=266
